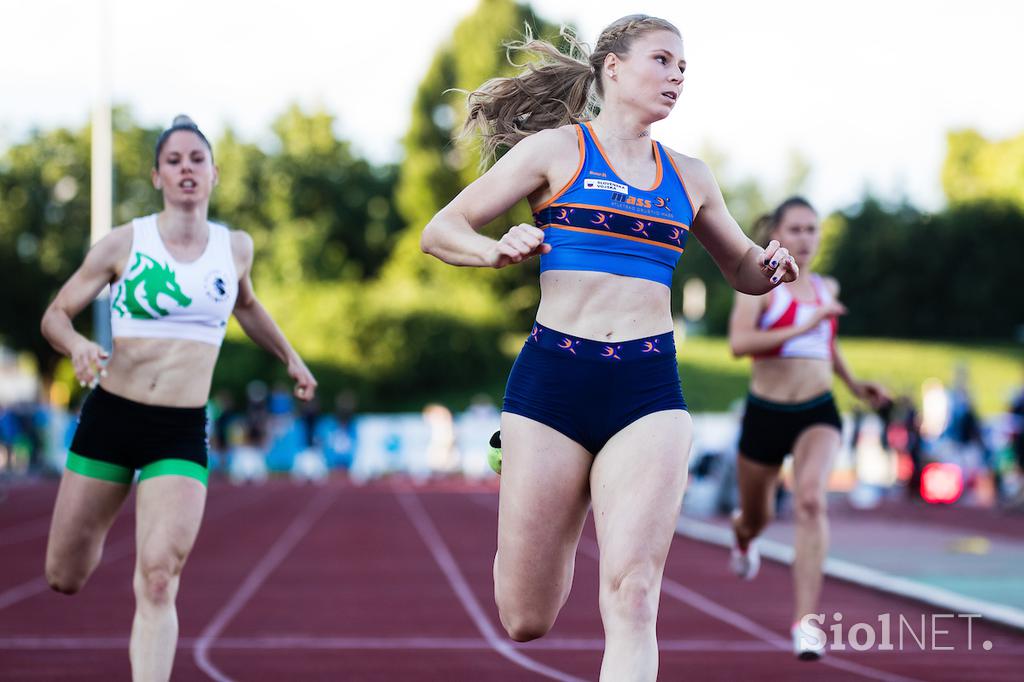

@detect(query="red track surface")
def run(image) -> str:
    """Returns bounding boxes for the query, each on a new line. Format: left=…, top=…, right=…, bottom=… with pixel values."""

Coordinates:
left=1, top=478, right=1021, bottom=680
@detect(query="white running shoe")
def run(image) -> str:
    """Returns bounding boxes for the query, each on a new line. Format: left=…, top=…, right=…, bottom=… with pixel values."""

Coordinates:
left=729, top=541, right=761, bottom=580
left=792, top=621, right=826, bottom=661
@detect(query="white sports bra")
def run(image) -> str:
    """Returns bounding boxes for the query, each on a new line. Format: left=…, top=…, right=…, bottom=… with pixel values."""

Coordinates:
left=110, top=214, right=238, bottom=347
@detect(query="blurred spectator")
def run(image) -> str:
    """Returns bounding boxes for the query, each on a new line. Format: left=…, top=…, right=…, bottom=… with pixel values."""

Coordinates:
left=456, top=394, right=500, bottom=479
left=314, top=391, right=358, bottom=470
left=1011, top=371, right=1024, bottom=472
left=920, top=378, right=949, bottom=441
left=299, top=396, right=321, bottom=449
left=1008, top=370, right=1024, bottom=509
left=888, top=393, right=929, bottom=499
left=0, top=401, right=46, bottom=474
left=268, top=381, right=294, bottom=417
left=228, top=418, right=268, bottom=485
left=944, top=364, right=988, bottom=464
left=423, top=403, right=458, bottom=475
left=209, top=389, right=241, bottom=455
left=246, top=380, right=270, bottom=430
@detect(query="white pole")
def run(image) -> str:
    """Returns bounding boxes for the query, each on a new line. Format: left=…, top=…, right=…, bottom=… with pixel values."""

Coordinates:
left=91, top=0, right=112, bottom=350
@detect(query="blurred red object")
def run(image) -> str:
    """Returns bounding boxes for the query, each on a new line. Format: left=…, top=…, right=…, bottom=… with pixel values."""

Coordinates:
left=896, top=452, right=914, bottom=482
left=921, top=462, right=963, bottom=504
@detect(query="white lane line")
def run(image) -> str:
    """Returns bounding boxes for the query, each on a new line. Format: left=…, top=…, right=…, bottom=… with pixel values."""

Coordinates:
left=576, top=536, right=926, bottom=682
left=0, top=540, right=132, bottom=612
left=193, top=487, right=337, bottom=682
left=678, top=516, right=1024, bottom=631
left=0, top=635, right=788, bottom=652
left=469, top=492, right=923, bottom=682
left=4, top=634, right=1018, bottom=655
left=396, top=490, right=588, bottom=682
left=0, top=487, right=271, bottom=612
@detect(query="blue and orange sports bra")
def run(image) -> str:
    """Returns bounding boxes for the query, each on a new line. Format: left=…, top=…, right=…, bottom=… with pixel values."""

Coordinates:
left=532, top=122, right=695, bottom=288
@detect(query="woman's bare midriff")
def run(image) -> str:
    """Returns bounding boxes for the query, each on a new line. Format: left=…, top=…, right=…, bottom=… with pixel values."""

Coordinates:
left=749, top=356, right=832, bottom=403
left=99, top=337, right=220, bottom=408
left=536, top=270, right=674, bottom=341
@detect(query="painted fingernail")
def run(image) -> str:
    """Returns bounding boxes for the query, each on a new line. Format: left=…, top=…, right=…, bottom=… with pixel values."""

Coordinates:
left=771, top=276, right=779, bottom=283
left=770, top=260, right=777, bottom=268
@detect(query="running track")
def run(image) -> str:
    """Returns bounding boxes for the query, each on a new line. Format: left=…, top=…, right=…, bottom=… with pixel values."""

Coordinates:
left=1, top=478, right=1021, bottom=680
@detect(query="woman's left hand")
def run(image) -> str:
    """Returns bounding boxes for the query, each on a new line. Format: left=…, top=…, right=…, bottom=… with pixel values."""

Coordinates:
left=852, top=380, right=891, bottom=410
left=288, top=356, right=318, bottom=401
left=760, top=240, right=799, bottom=285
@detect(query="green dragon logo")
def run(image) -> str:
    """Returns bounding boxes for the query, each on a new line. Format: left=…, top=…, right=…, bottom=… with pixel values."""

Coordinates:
left=112, top=252, right=192, bottom=319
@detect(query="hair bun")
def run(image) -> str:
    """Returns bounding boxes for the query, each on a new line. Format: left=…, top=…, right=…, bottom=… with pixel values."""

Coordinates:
left=172, top=114, right=196, bottom=128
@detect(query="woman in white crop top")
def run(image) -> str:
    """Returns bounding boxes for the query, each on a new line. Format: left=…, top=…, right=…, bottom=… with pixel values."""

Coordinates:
left=39, top=115, right=316, bottom=681
left=726, top=197, right=889, bottom=660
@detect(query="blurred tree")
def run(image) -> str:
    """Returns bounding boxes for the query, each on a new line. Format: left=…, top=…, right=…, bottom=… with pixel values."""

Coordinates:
left=208, top=126, right=273, bottom=247
left=824, top=198, right=1024, bottom=339
left=383, top=0, right=564, bottom=328
left=679, top=145, right=804, bottom=334
left=942, top=129, right=1024, bottom=209
left=0, top=123, right=93, bottom=376
left=247, top=105, right=403, bottom=284
left=1, top=104, right=405, bottom=386
left=111, top=108, right=162, bottom=224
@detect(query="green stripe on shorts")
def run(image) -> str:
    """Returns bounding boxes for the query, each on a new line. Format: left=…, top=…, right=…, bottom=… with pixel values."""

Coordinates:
left=139, top=459, right=208, bottom=486
left=66, top=451, right=134, bottom=484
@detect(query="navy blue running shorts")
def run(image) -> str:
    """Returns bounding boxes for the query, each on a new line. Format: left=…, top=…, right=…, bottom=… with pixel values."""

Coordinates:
left=503, top=322, right=687, bottom=455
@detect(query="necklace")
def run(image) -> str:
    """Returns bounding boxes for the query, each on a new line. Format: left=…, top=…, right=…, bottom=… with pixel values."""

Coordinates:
left=591, top=122, right=651, bottom=140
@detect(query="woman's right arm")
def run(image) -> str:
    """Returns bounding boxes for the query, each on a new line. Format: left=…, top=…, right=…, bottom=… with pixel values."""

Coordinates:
left=728, top=291, right=844, bottom=358
left=421, top=127, right=573, bottom=268
left=40, top=227, right=131, bottom=386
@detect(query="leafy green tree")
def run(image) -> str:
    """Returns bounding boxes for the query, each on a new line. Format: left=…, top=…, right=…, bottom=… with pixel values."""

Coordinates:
left=677, top=145, right=807, bottom=334
left=251, top=105, right=402, bottom=283
left=943, top=129, right=1024, bottom=210
left=0, top=123, right=92, bottom=375
left=1, top=104, right=405, bottom=386
left=384, top=0, right=564, bottom=328
left=824, top=198, right=1024, bottom=339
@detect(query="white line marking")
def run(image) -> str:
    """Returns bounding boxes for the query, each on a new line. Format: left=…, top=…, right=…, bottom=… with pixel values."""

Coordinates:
left=678, top=516, right=1024, bottom=631
left=0, top=635, right=788, bottom=652
left=193, top=487, right=336, bottom=682
left=397, top=490, right=587, bottom=682
left=470, top=493, right=923, bottom=682
left=576, top=535, right=925, bottom=682
left=0, top=487, right=271, bottom=612
left=3, top=633, right=1018, bottom=655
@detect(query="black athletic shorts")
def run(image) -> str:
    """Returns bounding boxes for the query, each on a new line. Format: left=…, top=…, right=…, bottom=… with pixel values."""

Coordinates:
left=67, top=385, right=208, bottom=485
left=737, top=392, right=842, bottom=467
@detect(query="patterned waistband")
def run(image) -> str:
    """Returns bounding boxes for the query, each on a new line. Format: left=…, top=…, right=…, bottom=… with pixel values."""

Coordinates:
left=526, top=322, right=676, bottom=361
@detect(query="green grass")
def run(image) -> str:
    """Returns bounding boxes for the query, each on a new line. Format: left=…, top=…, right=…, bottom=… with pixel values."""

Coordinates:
left=206, top=333, right=1022, bottom=416
left=677, top=336, right=1023, bottom=416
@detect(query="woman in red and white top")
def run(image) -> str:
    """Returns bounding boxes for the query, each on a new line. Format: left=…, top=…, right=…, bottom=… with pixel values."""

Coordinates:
left=727, top=197, right=889, bottom=659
